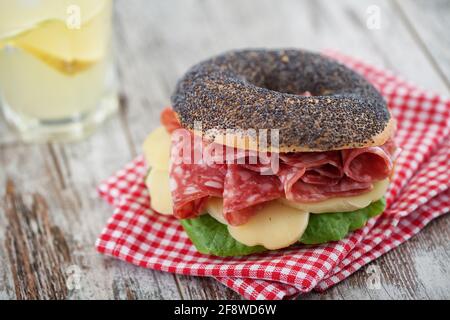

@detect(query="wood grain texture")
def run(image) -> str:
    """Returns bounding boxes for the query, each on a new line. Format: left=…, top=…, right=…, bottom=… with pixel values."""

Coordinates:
left=394, top=0, right=450, bottom=90
left=0, top=0, right=448, bottom=300
left=4, top=179, right=70, bottom=299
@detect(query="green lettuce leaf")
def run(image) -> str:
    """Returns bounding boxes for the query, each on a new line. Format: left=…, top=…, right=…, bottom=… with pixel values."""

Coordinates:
left=299, top=197, right=386, bottom=244
left=180, top=198, right=386, bottom=257
left=180, top=214, right=266, bottom=256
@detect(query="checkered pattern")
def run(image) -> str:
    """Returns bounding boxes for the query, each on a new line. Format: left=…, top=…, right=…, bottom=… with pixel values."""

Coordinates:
left=96, top=51, right=450, bottom=300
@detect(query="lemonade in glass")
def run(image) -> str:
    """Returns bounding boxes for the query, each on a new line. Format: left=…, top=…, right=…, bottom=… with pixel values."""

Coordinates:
left=0, top=0, right=118, bottom=142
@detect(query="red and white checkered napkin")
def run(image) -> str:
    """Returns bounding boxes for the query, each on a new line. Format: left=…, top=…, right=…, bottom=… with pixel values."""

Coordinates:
left=96, top=52, right=450, bottom=300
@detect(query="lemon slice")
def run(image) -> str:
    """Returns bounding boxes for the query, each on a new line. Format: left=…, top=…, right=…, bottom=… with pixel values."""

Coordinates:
left=0, top=0, right=111, bottom=75
left=0, top=0, right=109, bottom=39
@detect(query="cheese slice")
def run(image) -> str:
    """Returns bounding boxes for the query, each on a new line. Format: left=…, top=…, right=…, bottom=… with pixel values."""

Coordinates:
left=142, top=126, right=171, bottom=172
left=206, top=198, right=309, bottom=250
left=145, top=169, right=173, bottom=215
left=205, top=197, right=228, bottom=224
left=279, top=179, right=389, bottom=213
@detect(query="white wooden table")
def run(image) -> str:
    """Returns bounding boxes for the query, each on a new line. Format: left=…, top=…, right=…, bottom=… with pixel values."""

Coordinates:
left=1, top=0, right=449, bottom=299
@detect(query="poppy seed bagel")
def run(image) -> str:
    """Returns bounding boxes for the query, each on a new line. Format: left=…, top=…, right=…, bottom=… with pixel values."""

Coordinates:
left=171, top=49, right=395, bottom=152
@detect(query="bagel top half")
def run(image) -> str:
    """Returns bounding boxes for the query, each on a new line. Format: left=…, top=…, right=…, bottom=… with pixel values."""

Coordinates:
left=171, top=49, right=395, bottom=153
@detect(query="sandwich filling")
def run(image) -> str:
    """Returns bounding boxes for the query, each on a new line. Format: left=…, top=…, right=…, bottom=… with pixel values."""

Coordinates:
left=143, top=108, right=395, bottom=254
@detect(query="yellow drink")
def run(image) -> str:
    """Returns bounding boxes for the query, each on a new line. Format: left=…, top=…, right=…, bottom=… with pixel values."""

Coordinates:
left=0, top=0, right=118, bottom=142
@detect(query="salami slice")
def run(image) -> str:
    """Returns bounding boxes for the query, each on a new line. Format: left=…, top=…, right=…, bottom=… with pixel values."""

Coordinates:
left=280, top=150, right=341, bottom=168
left=206, top=142, right=276, bottom=173
left=381, top=138, right=397, bottom=156
left=279, top=151, right=343, bottom=186
left=222, top=165, right=284, bottom=225
left=222, top=206, right=263, bottom=227
left=301, top=170, right=340, bottom=185
left=286, top=176, right=372, bottom=202
left=307, top=162, right=343, bottom=179
left=161, top=107, right=182, bottom=134
left=169, top=129, right=226, bottom=219
left=277, top=165, right=306, bottom=197
left=342, top=146, right=392, bottom=183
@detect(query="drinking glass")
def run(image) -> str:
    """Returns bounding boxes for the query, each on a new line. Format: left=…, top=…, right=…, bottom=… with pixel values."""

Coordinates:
left=0, top=0, right=118, bottom=142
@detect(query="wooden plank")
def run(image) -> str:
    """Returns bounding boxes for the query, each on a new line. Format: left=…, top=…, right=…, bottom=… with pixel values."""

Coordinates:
left=394, top=0, right=450, bottom=90
left=175, top=276, right=242, bottom=300
left=0, top=143, right=75, bottom=299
